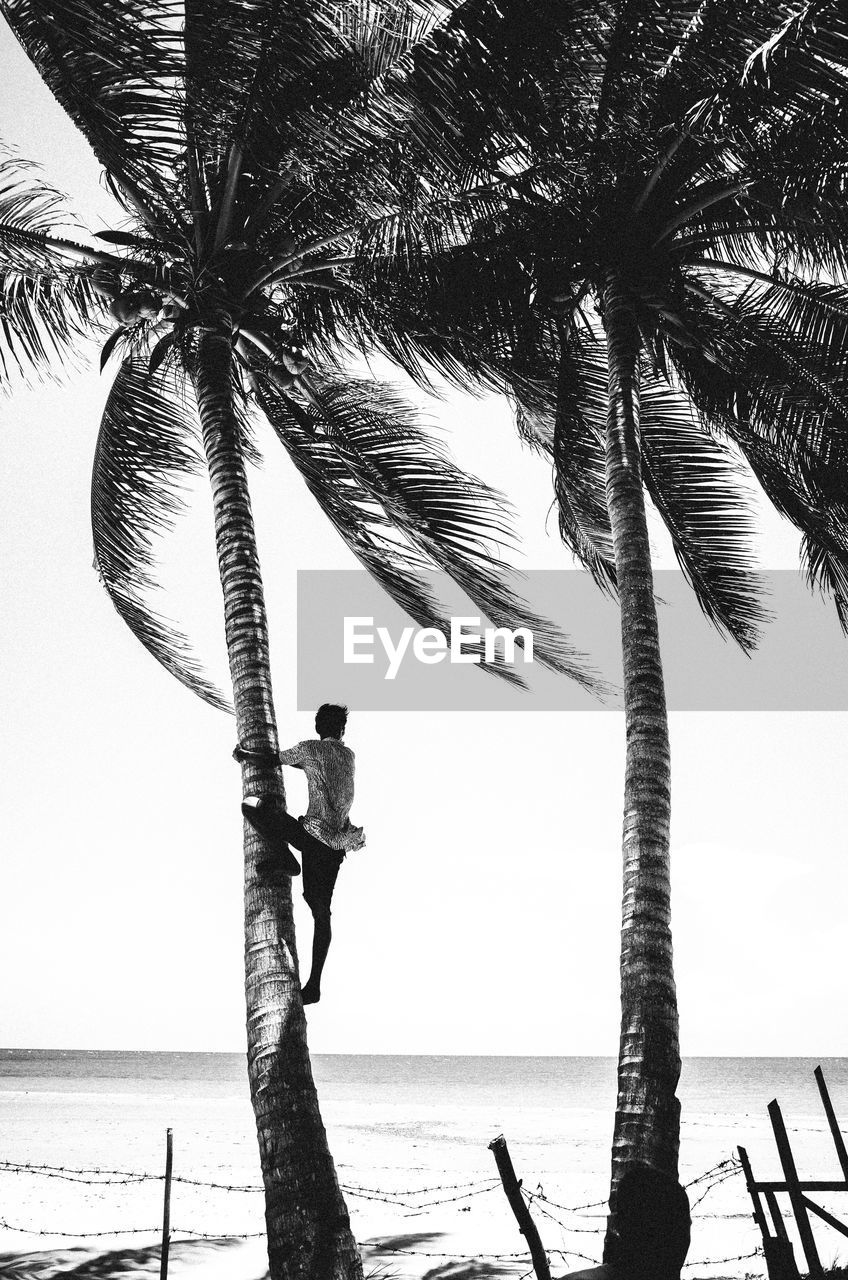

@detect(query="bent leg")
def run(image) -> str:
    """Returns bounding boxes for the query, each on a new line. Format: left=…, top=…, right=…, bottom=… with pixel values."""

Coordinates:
left=241, top=799, right=301, bottom=877
left=301, top=850, right=345, bottom=1005
left=243, top=800, right=335, bottom=858
left=284, top=815, right=338, bottom=859
left=301, top=910, right=332, bottom=1005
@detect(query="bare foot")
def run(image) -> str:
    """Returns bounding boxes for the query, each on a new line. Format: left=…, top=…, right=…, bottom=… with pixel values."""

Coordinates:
left=301, top=982, right=321, bottom=1005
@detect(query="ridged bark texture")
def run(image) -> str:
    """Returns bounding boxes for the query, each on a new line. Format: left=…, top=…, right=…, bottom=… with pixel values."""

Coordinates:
left=601, top=273, right=681, bottom=1197
left=193, top=330, right=363, bottom=1280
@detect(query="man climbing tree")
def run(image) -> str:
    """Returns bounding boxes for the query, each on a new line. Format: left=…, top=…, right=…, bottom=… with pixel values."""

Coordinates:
left=236, top=704, right=365, bottom=1004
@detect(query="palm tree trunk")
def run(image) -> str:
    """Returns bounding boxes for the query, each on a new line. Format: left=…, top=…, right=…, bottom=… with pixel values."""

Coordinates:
left=600, top=272, right=681, bottom=1199
left=192, top=328, right=363, bottom=1280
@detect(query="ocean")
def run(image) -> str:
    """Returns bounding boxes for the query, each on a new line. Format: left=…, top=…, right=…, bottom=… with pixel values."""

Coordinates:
left=2, top=1052, right=847, bottom=1278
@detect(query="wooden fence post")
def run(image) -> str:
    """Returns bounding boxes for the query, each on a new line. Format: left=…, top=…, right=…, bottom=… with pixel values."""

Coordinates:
left=739, top=1145, right=800, bottom=1280
left=815, top=1066, right=848, bottom=1182
left=160, top=1127, right=173, bottom=1280
left=489, top=1134, right=551, bottom=1280
left=738, top=1146, right=771, bottom=1241
left=769, top=1101, right=824, bottom=1280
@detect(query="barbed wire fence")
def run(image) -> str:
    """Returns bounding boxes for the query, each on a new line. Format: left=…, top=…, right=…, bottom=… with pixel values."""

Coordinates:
left=0, top=1151, right=763, bottom=1274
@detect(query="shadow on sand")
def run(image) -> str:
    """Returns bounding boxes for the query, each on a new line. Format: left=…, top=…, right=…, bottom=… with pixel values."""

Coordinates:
left=360, top=1230, right=518, bottom=1278
left=0, top=1238, right=241, bottom=1280
left=0, top=1232, right=518, bottom=1280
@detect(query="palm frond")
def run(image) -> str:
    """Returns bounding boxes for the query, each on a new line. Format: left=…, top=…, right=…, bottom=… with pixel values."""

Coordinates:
left=352, top=233, right=538, bottom=396
left=0, top=156, right=101, bottom=378
left=183, top=0, right=452, bottom=210
left=255, top=372, right=527, bottom=684
left=0, top=150, right=70, bottom=231
left=516, top=398, right=612, bottom=593
left=0, top=270, right=94, bottom=383
left=728, top=420, right=848, bottom=635
left=595, top=0, right=707, bottom=140
left=402, top=0, right=608, bottom=180
left=0, top=152, right=88, bottom=273
left=703, top=272, right=848, bottom=396
left=741, top=0, right=848, bottom=121
left=91, top=357, right=231, bottom=711
left=677, top=276, right=848, bottom=469
left=551, top=330, right=616, bottom=588
left=639, top=373, right=766, bottom=651
left=665, top=318, right=848, bottom=639
left=801, top=534, right=848, bottom=634
left=298, top=370, right=608, bottom=694
left=1, top=0, right=184, bottom=217
left=657, top=0, right=799, bottom=109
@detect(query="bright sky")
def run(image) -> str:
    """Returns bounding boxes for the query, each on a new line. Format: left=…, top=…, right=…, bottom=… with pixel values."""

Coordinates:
left=2, top=24, right=847, bottom=1058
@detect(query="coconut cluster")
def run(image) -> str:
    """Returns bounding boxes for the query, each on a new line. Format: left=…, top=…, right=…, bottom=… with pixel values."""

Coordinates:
left=272, top=344, right=310, bottom=388
left=89, top=265, right=314, bottom=389
left=89, top=267, right=180, bottom=326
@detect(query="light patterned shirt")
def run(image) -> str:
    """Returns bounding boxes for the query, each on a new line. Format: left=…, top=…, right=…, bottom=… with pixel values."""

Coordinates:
left=278, top=738, right=365, bottom=852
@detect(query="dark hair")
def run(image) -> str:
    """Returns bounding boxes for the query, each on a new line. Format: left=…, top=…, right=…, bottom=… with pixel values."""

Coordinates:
left=604, top=1166, right=691, bottom=1280
left=315, top=703, right=348, bottom=739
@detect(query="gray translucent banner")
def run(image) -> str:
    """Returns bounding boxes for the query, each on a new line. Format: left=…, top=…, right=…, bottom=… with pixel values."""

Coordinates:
left=296, top=570, right=848, bottom=712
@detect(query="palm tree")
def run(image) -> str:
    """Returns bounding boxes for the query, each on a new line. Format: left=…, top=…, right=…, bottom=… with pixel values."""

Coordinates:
left=0, top=3, right=605, bottom=1277
left=359, top=0, right=848, bottom=1252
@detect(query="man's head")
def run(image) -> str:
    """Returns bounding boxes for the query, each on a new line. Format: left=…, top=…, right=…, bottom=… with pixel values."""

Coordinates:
left=604, top=1165, right=691, bottom=1280
left=315, top=703, right=348, bottom=740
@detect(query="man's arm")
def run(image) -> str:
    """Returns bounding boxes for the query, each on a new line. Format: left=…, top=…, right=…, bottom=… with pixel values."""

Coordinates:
left=278, top=742, right=308, bottom=768
left=233, top=741, right=307, bottom=766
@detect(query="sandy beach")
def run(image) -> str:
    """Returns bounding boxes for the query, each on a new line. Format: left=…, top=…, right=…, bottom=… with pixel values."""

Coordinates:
left=2, top=1054, right=848, bottom=1279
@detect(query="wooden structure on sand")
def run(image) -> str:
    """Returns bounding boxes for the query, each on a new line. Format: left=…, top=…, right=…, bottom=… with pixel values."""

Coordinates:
left=740, top=1065, right=848, bottom=1280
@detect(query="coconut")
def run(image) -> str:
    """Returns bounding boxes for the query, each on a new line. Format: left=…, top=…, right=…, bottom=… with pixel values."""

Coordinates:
left=281, top=347, right=310, bottom=376
left=134, top=289, right=162, bottom=319
left=109, top=293, right=141, bottom=324
left=109, top=289, right=162, bottom=324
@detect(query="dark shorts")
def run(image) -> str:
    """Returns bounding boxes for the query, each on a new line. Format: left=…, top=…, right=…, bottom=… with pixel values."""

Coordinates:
left=274, top=810, right=339, bottom=860
left=302, top=846, right=345, bottom=916
left=263, top=808, right=345, bottom=913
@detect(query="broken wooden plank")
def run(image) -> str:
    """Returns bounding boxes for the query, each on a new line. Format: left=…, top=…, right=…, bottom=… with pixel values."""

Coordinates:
left=769, top=1100, right=824, bottom=1280
left=815, top=1066, right=848, bottom=1183
left=489, top=1134, right=551, bottom=1280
